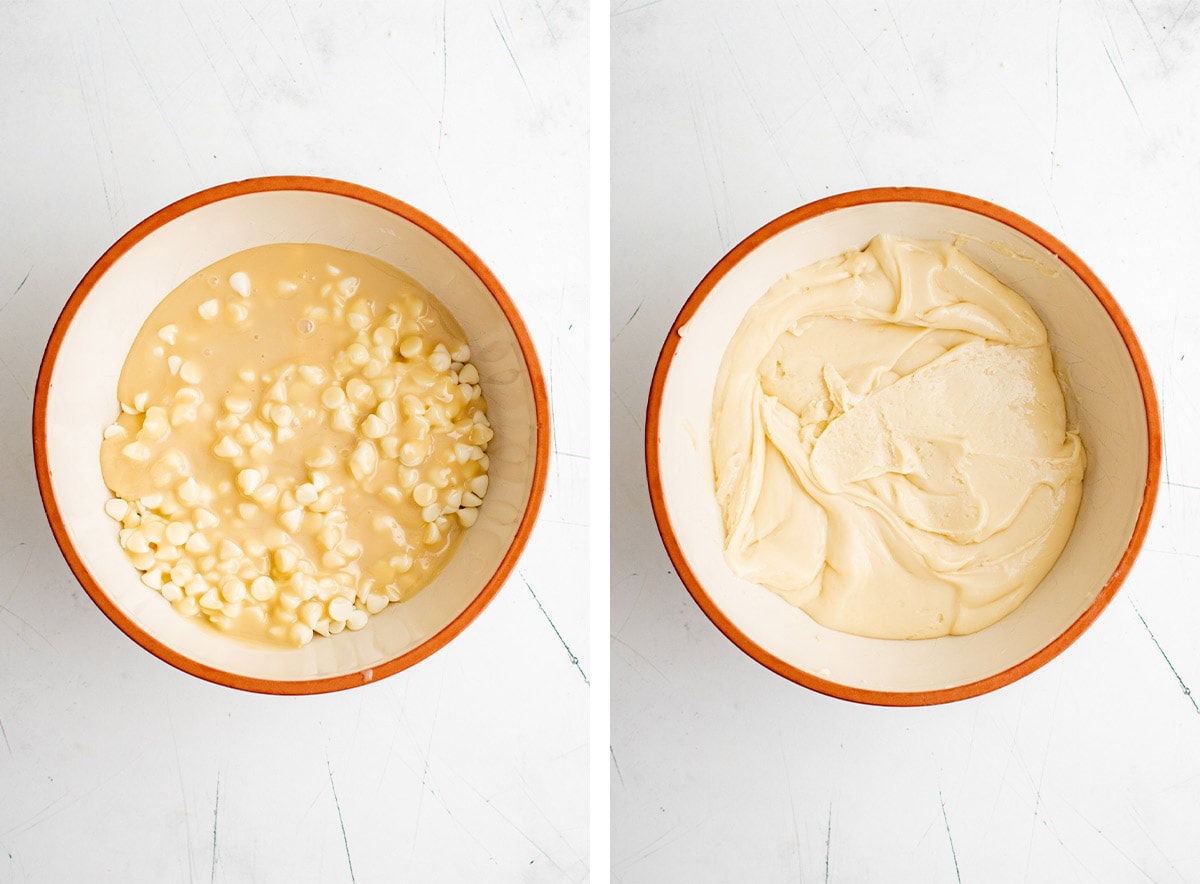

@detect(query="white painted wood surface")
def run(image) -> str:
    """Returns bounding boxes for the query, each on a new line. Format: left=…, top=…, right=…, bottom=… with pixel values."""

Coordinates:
left=612, top=1, right=1200, bottom=881
left=0, top=2, right=588, bottom=881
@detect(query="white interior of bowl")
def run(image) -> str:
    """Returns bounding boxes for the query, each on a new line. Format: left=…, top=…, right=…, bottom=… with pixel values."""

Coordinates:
left=44, top=189, right=539, bottom=683
left=657, top=200, right=1149, bottom=695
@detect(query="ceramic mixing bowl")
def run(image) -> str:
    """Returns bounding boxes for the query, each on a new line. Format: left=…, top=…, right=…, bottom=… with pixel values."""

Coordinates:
left=35, top=176, right=549, bottom=694
left=647, top=187, right=1160, bottom=705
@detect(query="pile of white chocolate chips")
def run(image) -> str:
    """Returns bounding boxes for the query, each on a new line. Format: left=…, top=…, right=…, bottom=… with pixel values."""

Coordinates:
left=100, top=243, right=491, bottom=647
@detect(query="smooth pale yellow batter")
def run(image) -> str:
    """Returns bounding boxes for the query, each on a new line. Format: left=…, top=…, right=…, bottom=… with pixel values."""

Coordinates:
left=101, top=243, right=492, bottom=646
left=712, top=235, right=1085, bottom=639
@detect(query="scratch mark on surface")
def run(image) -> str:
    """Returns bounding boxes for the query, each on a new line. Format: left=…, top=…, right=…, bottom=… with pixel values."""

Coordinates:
left=779, top=736, right=801, bottom=880
left=1127, top=0, right=1166, bottom=60
left=777, top=5, right=868, bottom=184
left=521, top=572, right=588, bottom=683
left=0, top=354, right=30, bottom=401
left=531, top=0, right=556, bottom=39
left=107, top=2, right=199, bottom=178
left=209, top=772, right=220, bottom=884
left=168, top=710, right=197, bottom=884
left=883, top=0, right=930, bottom=108
left=615, top=575, right=648, bottom=638
left=0, top=718, right=10, bottom=757
left=610, top=746, right=624, bottom=787
left=490, top=9, right=532, bottom=100
left=327, top=757, right=356, bottom=883
left=1103, top=45, right=1143, bottom=124
left=1145, top=546, right=1200, bottom=559
left=613, top=300, right=644, bottom=341
left=940, top=787, right=962, bottom=883
left=514, top=772, right=586, bottom=868
left=74, top=54, right=115, bottom=224
left=1131, top=599, right=1199, bottom=713
left=0, top=602, right=53, bottom=650
left=1166, top=0, right=1196, bottom=36
left=0, top=270, right=30, bottom=314
left=176, top=1, right=267, bottom=171
left=611, top=0, right=665, bottom=15
left=461, top=779, right=569, bottom=876
left=824, top=801, right=832, bottom=883
left=284, top=0, right=315, bottom=69
left=615, top=816, right=712, bottom=873
left=0, top=545, right=31, bottom=611
left=237, top=0, right=294, bottom=77
left=1050, top=0, right=1063, bottom=180
left=612, top=634, right=668, bottom=683
left=688, top=94, right=728, bottom=245
left=411, top=661, right=446, bottom=858
left=437, top=0, right=448, bottom=152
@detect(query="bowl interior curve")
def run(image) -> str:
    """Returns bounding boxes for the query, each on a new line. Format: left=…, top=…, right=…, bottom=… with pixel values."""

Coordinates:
left=653, top=197, right=1154, bottom=699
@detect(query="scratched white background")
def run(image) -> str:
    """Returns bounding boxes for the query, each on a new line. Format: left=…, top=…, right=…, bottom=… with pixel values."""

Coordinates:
left=612, top=1, right=1200, bottom=881
left=0, top=2, right=588, bottom=881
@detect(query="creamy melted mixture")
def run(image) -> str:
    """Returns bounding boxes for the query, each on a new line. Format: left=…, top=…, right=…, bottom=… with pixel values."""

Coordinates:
left=101, top=243, right=491, bottom=647
left=712, top=235, right=1085, bottom=639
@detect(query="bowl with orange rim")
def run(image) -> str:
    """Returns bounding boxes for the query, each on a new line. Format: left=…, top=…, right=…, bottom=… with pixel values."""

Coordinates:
left=35, top=176, right=549, bottom=694
left=646, top=187, right=1160, bottom=705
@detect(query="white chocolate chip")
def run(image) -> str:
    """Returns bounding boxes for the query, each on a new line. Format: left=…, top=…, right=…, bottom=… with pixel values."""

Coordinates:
left=179, top=361, right=202, bottom=385
left=429, top=343, right=451, bottom=373
left=123, top=441, right=152, bottom=462
left=177, top=477, right=201, bottom=505
left=278, top=508, right=304, bottom=533
left=250, top=576, right=276, bottom=601
left=104, top=498, right=130, bottom=521
left=327, top=597, right=354, bottom=622
left=360, top=414, right=387, bottom=439
left=184, top=533, right=211, bottom=555
left=164, top=521, right=190, bottom=546
left=220, top=578, right=247, bottom=603
left=412, top=483, right=437, bottom=507
left=224, top=396, right=252, bottom=416
left=298, top=364, right=325, bottom=385
left=229, top=271, right=251, bottom=297
left=193, top=508, right=219, bottom=530
left=236, top=469, right=263, bottom=495
left=213, top=436, right=242, bottom=458
left=251, top=483, right=279, bottom=506
left=289, top=622, right=314, bottom=646
left=349, top=441, right=377, bottom=481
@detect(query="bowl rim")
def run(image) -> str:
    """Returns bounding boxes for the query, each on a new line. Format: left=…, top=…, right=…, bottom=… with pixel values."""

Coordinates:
left=33, top=174, right=551, bottom=695
left=645, top=186, right=1162, bottom=707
